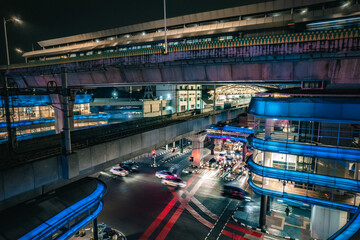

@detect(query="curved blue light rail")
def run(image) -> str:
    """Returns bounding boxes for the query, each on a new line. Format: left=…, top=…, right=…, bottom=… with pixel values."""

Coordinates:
left=247, top=157, right=360, bottom=193
left=329, top=206, right=360, bottom=240
left=0, top=114, right=110, bottom=128
left=250, top=137, right=360, bottom=162
left=209, top=125, right=254, bottom=134
left=206, top=134, right=248, bottom=143
left=248, top=97, right=360, bottom=123
left=19, top=181, right=106, bottom=240
left=248, top=177, right=357, bottom=213
left=0, top=94, right=93, bottom=107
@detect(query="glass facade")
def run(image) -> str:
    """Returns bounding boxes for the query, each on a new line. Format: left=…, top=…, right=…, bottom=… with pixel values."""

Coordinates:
left=248, top=97, right=360, bottom=212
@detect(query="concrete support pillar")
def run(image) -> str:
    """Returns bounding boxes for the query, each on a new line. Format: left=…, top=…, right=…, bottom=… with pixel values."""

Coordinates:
left=50, top=93, right=75, bottom=134
left=265, top=119, right=274, bottom=140
left=173, top=141, right=176, bottom=148
left=180, top=139, right=184, bottom=153
left=310, top=205, right=348, bottom=240
left=259, top=195, right=268, bottom=231
left=189, top=132, right=207, bottom=167
left=93, top=218, right=98, bottom=240
left=226, top=110, right=231, bottom=123
left=166, top=144, right=168, bottom=151
left=242, top=143, right=247, bottom=162
left=211, top=138, right=215, bottom=155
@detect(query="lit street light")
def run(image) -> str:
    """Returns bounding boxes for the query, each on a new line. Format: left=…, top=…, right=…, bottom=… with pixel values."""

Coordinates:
left=3, top=17, right=22, bottom=65
left=15, top=48, right=23, bottom=54
left=2, top=16, right=22, bottom=154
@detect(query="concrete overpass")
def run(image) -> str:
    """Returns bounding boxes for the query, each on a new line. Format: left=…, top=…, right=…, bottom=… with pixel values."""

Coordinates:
left=2, top=27, right=360, bottom=89
left=0, top=107, right=244, bottom=211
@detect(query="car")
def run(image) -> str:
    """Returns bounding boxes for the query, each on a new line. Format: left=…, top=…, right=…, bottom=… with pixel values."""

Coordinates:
left=155, top=170, right=174, bottom=178
left=120, top=162, right=139, bottom=172
left=110, top=167, right=129, bottom=176
left=161, top=176, right=186, bottom=188
left=234, top=150, right=242, bottom=159
left=221, top=184, right=249, bottom=200
left=207, top=158, right=217, bottom=168
left=218, top=153, right=226, bottom=161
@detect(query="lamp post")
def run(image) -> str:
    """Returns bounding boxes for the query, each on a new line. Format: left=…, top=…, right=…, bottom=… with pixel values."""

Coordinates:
left=163, top=0, right=168, bottom=54
left=3, top=17, right=21, bottom=65
left=2, top=17, right=22, bottom=154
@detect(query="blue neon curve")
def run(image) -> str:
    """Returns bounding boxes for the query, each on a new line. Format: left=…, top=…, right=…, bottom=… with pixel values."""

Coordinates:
left=19, top=181, right=106, bottom=240
left=57, top=201, right=103, bottom=240
left=206, top=134, right=248, bottom=143
left=248, top=97, right=360, bottom=123
left=247, top=157, right=360, bottom=193
left=250, top=137, right=360, bottom=162
left=209, top=125, right=254, bottom=134
left=329, top=206, right=360, bottom=240
left=248, top=176, right=358, bottom=213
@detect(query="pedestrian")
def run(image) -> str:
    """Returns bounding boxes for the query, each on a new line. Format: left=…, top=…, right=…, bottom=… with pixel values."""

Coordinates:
left=285, top=206, right=290, bottom=216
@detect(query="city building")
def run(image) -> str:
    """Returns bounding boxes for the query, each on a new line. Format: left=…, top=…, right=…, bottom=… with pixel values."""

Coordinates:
left=247, top=92, right=360, bottom=239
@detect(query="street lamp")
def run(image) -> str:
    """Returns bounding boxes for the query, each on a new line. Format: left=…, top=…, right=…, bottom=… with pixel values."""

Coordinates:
left=2, top=17, right=22, bottom=154
left=15, top=48, right=23, bottom=54
left=3, top=17, right=22, bottom=65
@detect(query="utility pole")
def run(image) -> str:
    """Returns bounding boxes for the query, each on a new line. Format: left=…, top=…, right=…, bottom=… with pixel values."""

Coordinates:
left=61, top=67, right=71, bottom=155
left=1, top=73, right=13, bottom=154
left=163, top=0, right=168, bottom=54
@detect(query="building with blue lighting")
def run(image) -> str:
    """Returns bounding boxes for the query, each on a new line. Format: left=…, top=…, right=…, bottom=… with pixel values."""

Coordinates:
left=247, top=95, right=360, bottom=239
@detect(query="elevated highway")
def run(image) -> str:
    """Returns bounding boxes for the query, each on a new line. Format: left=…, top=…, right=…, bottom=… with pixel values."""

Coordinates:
left=0, top=107, right=244, bottom=211
left=1, top=28, right=360, bottom=88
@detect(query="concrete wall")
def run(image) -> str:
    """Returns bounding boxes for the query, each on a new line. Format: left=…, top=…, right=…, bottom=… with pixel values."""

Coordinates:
left=0, top=108, right=242, bottom=210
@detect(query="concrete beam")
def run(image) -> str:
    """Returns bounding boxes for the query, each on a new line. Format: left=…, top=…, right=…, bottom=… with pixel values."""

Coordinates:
left=0, top=108, right=244, bottom=210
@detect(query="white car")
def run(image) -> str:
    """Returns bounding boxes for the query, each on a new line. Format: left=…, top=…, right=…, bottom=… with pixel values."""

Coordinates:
left=155, top=170, right=174, bottom=178
left=110, top=167, right=129, bottom=176
left=161, top=176, right=186, bottom=188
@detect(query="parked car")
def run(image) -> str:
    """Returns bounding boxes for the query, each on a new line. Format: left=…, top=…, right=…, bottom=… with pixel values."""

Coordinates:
left=120, top=162, right=139, bottom=172
left=161, top=176, right=186, bottom=188
left=155, top=170, right=174, bottom=178
left=110, top=167, right=129, bottom=176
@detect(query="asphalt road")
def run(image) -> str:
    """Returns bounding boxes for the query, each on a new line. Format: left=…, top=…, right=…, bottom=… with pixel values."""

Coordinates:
left=97, top=149, right=265, bottom=240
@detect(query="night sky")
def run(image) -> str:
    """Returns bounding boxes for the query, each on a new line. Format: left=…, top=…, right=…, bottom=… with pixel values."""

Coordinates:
left=1, top=0, right=268, bottom=65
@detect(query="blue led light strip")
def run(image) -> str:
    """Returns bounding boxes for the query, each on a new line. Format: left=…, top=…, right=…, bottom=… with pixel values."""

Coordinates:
left=57, top=201, right=104, bottom=240
left=329, top=206, right=360, bottom=240
left=209, top=125, right=254, bottom=134
left=206, top=134, right=248, bottom=143
left=19, top=181, right=106, bottom=240
left=251, top=137, right=360, bottom=162
left=248, top=157, right=360, bottom=193
left=248, top=177, right=358, bottom=213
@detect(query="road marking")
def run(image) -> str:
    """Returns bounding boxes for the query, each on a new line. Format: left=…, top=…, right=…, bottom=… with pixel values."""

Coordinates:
left=138, top=197, right=177, bottom=240
left=204, top=200, right=232, bottom=240
left=190, top=196, right=218, bottom=221
left=226, top=223, right=264, bottom=238
left=221, top=229, right=251, bottom=240
left=155, top=173, right=209, bottom=240
left=139, top=173, right=198, bottom=240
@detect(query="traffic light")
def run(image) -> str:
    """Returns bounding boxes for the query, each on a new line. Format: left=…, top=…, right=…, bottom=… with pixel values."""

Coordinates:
left=189, top=156, right=194, bottom=162
left=152, top=150, right=156, bottom=155
left=171, top=148, right=175, bottom=153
